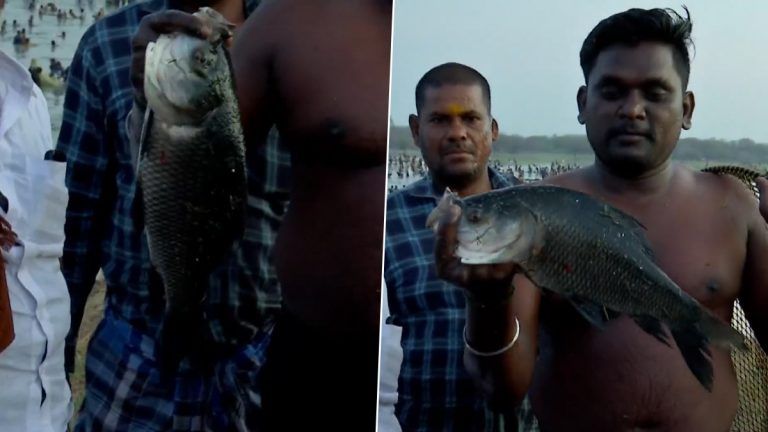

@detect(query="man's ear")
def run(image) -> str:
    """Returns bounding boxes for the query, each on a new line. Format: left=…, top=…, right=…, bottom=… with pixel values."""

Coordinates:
left=491, top=118, right=499, bottom=141
left=408, top=114, right=420, bottom=147
left=682, top=90, right=695, bottom=130
left=576, top=85, right=587, bottom=125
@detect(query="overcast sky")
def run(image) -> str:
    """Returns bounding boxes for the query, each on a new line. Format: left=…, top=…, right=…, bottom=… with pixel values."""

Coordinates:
left=390, top=1, right=768, bottom=143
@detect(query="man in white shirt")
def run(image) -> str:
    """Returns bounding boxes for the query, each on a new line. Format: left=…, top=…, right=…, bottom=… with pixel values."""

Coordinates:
left=378, top=278, right=403, bottom=432
left=0, top=48, right=73, bottom=432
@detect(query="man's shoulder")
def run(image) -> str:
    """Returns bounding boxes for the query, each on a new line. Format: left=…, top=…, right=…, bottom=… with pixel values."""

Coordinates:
left=385, top=177, right=435, bottom=236
left=387, top=177, right=432, bottom=205
left=688, top=165, right=757, bottom=207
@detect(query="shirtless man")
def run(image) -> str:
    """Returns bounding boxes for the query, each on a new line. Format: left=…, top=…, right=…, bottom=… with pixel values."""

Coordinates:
left=233, top=1, right=391, bottom=429
left=434, top=8, right=768, bottom=431
left=130, top=1, right=391, bottom=430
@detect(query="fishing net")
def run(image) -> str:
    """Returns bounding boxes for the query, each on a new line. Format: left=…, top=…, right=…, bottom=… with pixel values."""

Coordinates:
left=731, top=299, right=768, bottom=431
left=701, top=166, right=768, bottom=430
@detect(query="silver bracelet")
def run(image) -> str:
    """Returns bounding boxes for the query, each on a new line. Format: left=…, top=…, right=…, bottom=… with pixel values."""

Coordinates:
left=463, top=317, right=520, bottom=357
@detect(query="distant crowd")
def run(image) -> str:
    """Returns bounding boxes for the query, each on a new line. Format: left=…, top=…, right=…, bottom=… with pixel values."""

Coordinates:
left=0, top=0, right=123, bottom=92
left=387, top=153, right=581, bottom=193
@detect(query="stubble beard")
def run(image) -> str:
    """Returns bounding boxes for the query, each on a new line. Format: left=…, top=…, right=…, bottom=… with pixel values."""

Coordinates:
left=434, top=163, right=482, bottom=191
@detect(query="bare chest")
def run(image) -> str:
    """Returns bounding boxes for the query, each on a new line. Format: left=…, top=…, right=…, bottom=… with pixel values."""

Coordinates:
left=271, top=15, right=391, bottom=165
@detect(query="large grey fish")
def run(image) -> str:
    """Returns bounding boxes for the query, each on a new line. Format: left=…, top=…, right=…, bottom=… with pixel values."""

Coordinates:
left=135, top=7, right=246, bottom=371
left=428, top=185, right=745, bottom=391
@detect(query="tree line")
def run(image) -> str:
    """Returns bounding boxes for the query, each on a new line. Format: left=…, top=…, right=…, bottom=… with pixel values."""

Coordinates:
left=389, top=126, right=768, bottom=164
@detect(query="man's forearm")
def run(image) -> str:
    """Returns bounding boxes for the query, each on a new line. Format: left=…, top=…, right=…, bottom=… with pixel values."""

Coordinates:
left=65, top=282, right=92, bottom=373
left=464, top=294, right=537, bottom=409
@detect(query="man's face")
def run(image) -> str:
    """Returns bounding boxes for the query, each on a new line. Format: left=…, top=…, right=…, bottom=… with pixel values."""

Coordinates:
left=410, top=84, right=498, bottom=188
left=577, top=42, right=695, bottom=177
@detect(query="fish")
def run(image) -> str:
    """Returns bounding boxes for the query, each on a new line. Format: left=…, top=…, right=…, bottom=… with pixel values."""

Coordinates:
left=135, top=7, right=246, bottom=372
left=428, top=185, right=746, bottom=391
left=701, top=165, right=763, bottom=198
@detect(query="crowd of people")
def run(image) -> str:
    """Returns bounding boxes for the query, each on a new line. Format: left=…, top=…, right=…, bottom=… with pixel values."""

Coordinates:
left=387, top=153, right=582, bottom=193
left=1, top=0, right=113, bottom=57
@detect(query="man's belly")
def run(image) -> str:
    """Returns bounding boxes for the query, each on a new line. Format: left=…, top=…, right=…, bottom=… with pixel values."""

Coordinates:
left=531, top=316, right=738, bottom=432
left=274, top=164, right=386, bottom=335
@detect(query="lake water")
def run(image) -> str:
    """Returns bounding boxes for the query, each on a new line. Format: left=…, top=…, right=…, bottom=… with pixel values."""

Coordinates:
left=0, top=0, right=125, bottom=138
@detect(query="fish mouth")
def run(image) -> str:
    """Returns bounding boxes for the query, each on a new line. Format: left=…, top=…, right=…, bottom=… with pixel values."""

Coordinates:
left=145, top=35, right=220, bottom=120
left=456, top=221, right=524, bottom=264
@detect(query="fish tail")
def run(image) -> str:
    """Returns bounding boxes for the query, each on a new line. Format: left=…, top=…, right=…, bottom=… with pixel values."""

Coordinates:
left=699, top=313, right=746, bottom=350
left=670, top=326, right=714, bottom=392
left=156, top=305, right=205, bottom=376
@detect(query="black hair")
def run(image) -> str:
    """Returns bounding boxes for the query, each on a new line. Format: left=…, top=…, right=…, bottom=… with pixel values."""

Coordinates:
left=415, top=62, right=491, bottom=113
left=580, top=7, right=693, bottom=88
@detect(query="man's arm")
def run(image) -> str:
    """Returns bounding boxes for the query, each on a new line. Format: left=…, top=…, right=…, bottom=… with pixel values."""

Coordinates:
left=434, top=201, right=540, bottom=407
left=55, top=32, right=112, bottom=374
left=741, top=178, right=768, bottom=353
left=230, top=0, right=280, bottom=148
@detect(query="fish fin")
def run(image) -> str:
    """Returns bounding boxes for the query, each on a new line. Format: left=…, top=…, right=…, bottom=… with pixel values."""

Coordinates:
left=633, top=315, right=672, bottom=347
left=569, top=297, right=609, bottom=329
left=670, top=326, right=714, bottom=392
left=597, top=202, right=655, bottom=260
left=134, top=108, right=153, bottom=175
left=699, top=313, right=746, bottom=351
left=156, top=305, right=207, bottom=377
left=426, top=188, right=461, bottom=231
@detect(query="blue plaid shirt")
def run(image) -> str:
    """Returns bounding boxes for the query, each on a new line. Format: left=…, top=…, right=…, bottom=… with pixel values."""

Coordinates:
left=384, top=168, right=518, bottom=431
left=56, top=0, right=289, bottom=351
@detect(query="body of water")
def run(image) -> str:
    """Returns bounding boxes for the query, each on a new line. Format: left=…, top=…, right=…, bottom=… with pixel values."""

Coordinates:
left=0, top=0, right=125, bottom=138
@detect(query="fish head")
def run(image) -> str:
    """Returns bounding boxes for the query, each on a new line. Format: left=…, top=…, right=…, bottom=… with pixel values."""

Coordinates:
left=144, top=8, right=234, bottom=124
left=455, top=191, right=538, bottom=265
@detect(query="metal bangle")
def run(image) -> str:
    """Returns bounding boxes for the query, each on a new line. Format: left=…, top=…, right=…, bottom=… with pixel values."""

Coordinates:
left=463, top=317, right=520, bottom=357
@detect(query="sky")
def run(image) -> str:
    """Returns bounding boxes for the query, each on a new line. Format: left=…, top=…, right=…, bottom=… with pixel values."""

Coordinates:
left=389, top=1, right=768, bottom=143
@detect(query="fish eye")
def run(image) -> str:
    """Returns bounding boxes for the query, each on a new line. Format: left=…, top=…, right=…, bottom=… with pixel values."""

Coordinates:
left=466, top=209, right=483, bottom=224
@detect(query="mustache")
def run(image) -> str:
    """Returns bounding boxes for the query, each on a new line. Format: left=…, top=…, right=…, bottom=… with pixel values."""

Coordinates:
left=440, top=141, right=476, bottom=155
left=606, top=126, right=654, bottom=141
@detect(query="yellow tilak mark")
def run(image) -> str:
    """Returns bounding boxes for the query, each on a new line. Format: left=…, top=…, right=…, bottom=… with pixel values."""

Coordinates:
left=446, top=103, right=465, bottom=116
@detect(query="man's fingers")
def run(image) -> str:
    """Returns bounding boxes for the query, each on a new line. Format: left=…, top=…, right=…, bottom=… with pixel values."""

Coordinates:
left=434, top=203, right=460, bottom=262
left=434, top=203, right=468, bottom=280
left=132, top=11, right=210, bottom=53
left=146, top=10, right=211, bottom=38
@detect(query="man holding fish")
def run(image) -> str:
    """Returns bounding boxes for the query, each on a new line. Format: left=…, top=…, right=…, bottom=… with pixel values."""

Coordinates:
left=433, top=7, right=768, bottom=431
left=57, top=0, right=290, bottom=430
left=383, top=62, right=528, bottom=431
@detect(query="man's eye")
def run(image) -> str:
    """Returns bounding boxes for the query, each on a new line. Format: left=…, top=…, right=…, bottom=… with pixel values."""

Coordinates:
left=645, top=89, right=668, bottom=102
left=600, top=87, right=621, bottom=100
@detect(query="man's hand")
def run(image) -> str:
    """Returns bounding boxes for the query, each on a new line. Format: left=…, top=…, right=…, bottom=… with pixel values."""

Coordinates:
left=130, top=10, right=212, bottom=108
left=433, top=201, right=520, bottom=304
left=756, top=177, right=768, bottom=223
